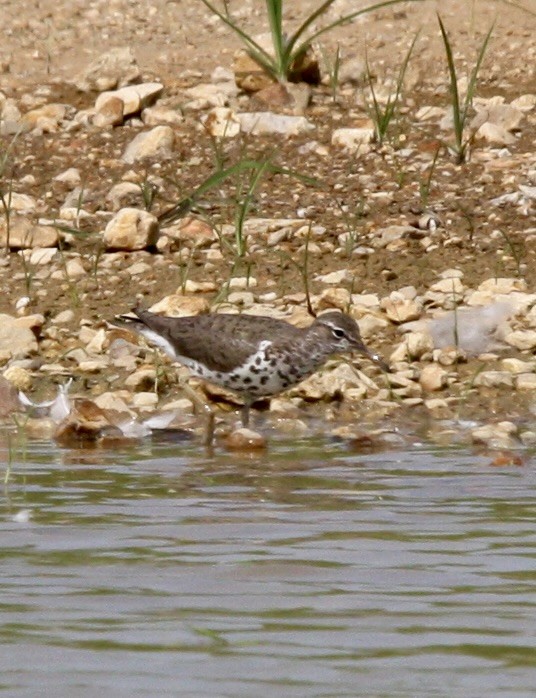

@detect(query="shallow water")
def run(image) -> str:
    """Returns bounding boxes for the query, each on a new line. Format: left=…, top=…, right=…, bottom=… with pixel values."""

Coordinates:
left=1, top=434, right=535, bottom=698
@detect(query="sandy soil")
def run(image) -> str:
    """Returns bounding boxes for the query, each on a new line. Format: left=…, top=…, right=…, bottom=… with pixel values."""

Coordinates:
left=1, top=0, right=536, bottom=443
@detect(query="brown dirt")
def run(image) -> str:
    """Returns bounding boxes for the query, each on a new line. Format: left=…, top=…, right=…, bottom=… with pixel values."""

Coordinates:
left=1, top=0, right=536, bottom=437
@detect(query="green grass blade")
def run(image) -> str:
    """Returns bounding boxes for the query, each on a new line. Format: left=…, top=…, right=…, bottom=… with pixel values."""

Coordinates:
left=463, top=22, right=494, bottom=120
left=493, top=0, right=536, bottom=16
left=393, top=30, right=420, bottom=106
left=235, top=160, right=271, bottom=256
left=365, top=30, right=418, bottom=144
left=286, top=0, right=338, bottom=54
left=158, top=159, right=318, bottom=226
left=198, top=0, right=276, bottom=74
left=365, top=54, right=384, bottom=140
left=158, top=160, right=266, bottom=224
left=437, top=14, right=463, bottom=154
left=295, top=0, right=425, bottom=51
left=265, top=0, right=285, bottom=77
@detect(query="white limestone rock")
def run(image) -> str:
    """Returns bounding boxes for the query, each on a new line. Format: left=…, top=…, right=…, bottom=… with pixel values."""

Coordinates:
left=103, top=208, right=159, bottom=251
left=122, top=126, right=175, bottom=163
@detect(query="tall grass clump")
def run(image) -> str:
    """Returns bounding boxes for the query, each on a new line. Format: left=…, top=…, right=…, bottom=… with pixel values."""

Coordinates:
left=437, top=14, right=494, bottom=164
left=196, top=0, right=425, bottom=83
left=0, top=130, right=22, bottom=252
left=365, top=31, right=420, bottom=145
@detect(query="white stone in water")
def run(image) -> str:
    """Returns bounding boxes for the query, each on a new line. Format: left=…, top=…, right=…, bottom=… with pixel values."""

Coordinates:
left=141, top=411, right=180, bottom=430
left=225, top=427, right=267, bottom=451
left=132, top=392, right=158, bottom=408
left=12, top=509, right=31, bottom=523
left=125, top=369, right=157, bottom=389
left=419, top=364, right=448, bottom=392
left=94, top=393, right=133, bottom=415
left=471, top=421, right=519, bottom=449
left=425, top=398, right=450, bottom=411
left=520, top=430, right=536, bottom=446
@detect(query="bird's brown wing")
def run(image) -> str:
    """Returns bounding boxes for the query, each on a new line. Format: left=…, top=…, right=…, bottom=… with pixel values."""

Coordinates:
left=125, top=310, right=301, bottom=373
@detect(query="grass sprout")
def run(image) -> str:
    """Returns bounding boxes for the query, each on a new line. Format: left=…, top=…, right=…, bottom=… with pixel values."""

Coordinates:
left=418, top=144, right=441, bottom=209
left=196, top=0, right=425, bottom=83
left=321, top=43, right=342, bottom=102
left=158, top=158, right=314, bottom=227
left=365, top=30, right=420, bottom=145
left=437, top=14, right=494, bottom=164
left=282, top=223, right=315, bottom=317
left=0, top=130, right=22, bottom=252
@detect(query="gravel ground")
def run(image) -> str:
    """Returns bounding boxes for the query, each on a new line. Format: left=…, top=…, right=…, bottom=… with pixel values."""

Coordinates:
left=0, top=0, right=535, bottom=450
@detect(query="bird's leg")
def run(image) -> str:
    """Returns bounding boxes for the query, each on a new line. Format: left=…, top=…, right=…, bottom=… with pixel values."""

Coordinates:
left=177, top=374, right=216, bottom=447
left=204, top=411, right=215, bottom=448
left=240, top=402, right=250, bottom=428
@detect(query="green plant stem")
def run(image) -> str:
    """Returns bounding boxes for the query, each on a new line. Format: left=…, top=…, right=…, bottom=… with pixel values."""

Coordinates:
left=437, top=14, right=494, bottom=163
left=197, top=0, right=425, bottom=81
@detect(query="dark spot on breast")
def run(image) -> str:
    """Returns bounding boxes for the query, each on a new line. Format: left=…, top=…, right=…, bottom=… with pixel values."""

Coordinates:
left=250, top=366, right=260, bottom=374
left=269, top=358, right=277, bottom=367
left=255, top=356, right=262, bottom=365
left=243, top=377, right=252, bottom=384
left=260, top=376, right=269, bottom=385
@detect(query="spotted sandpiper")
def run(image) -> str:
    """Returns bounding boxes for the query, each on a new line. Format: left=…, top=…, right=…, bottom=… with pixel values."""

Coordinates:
left=117, top=308, right=388, bottom=442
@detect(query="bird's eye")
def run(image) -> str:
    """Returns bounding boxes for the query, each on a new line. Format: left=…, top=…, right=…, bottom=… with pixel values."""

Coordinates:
left=332, top=328, right=345, bottom=339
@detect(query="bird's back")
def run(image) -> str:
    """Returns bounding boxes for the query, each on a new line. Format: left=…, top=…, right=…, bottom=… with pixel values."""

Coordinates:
left=131, top=310, right=303, bottom=373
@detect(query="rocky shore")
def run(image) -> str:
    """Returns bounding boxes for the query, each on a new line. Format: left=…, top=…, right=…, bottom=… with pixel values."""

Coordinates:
left=0, top=0, right=535, bottom=452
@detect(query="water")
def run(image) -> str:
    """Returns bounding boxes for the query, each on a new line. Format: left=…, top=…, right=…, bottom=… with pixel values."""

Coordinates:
left=1, top=435, right=535, bottom=697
